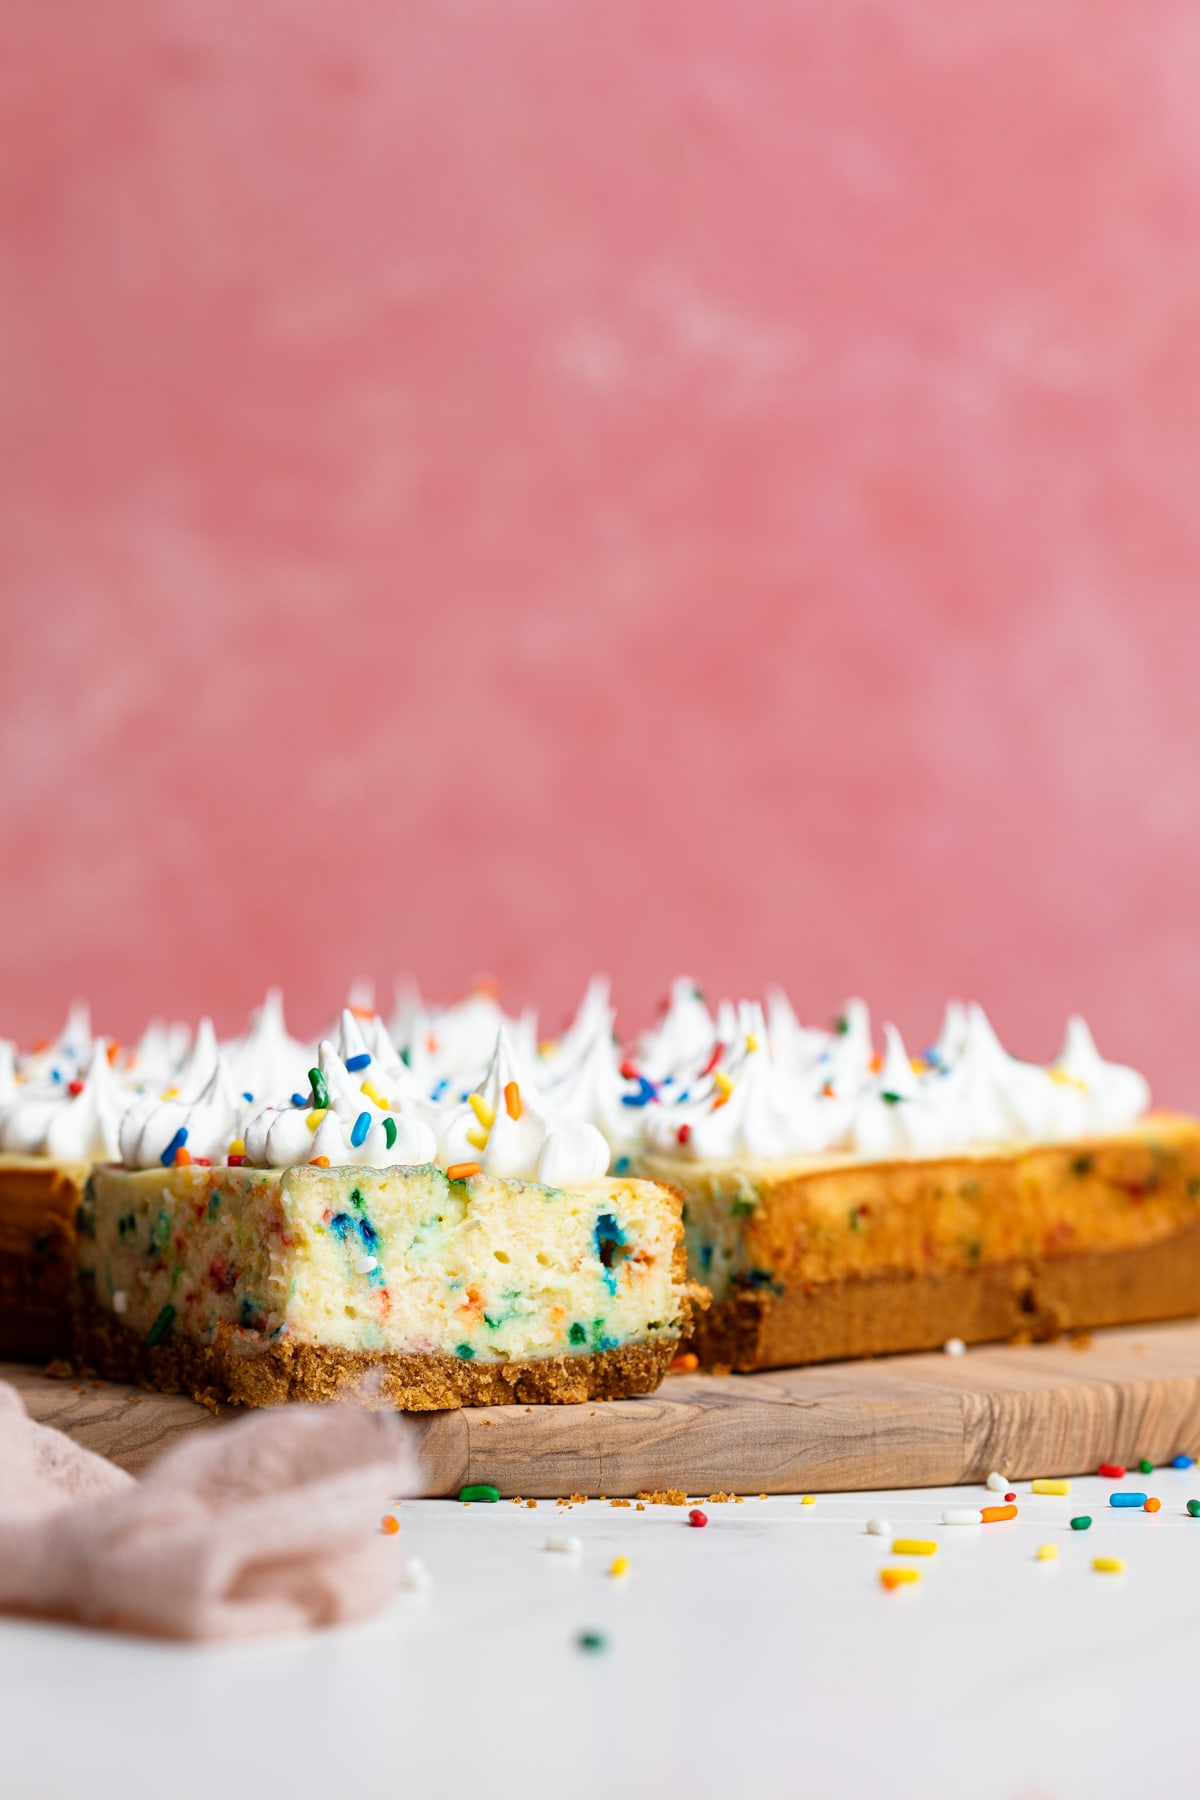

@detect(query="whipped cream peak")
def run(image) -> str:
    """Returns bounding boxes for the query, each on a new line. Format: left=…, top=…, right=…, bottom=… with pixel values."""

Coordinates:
left=930, top=999, right=969, bottom=1068
left=226, top=989, right=311, bottom=1103
left=438, top=1027, right=610, bottom=1185
left=175, top=1018, right=220, bottom=1104
left=544, top=999, right=645, bottom=1156
left=539, top=975, right=614, bottom=1083
left=765, top=987, right=832, bottom=1075
left=1053, top=1015, right=1151, bottom=1131
left=0, top=1040, right=15, bottom=1105
left=637, top=977, right=716, bottom=1082
left=817, top=997, right=873, bottom=1098
left=119, top=1054, right=246, bottom=1170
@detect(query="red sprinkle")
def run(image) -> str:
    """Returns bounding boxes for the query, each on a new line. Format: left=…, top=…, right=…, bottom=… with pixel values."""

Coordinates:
left=619, top=1059, right=640, bottom=1081
left=67, top=1079, right=84, bottom=1096
left=688, top=1509, right=708, bottom=1528
left=1004, top=1492, right=1016, bottom=1503
left=1099, top=1463, right=1126, bottom=1478
left=699, top=1042, right=723, bottom=1078
left=677, top=1122, right=692, bottom=1146
left=227, top=1154, right=247, bottom=1166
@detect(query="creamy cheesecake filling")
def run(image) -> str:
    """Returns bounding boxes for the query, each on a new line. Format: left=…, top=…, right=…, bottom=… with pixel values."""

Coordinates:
left=80, top=1163, right=688, bottom=1362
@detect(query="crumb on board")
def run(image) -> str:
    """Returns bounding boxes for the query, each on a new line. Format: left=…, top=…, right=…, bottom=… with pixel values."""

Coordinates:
left=525, top=1498, right=537, bottom=1509
left=610, top=1498, right=632, bottom=1508
left=637, top=1489, right=688, bottom=1506
left=44, top=1360, right=73, bottom=1380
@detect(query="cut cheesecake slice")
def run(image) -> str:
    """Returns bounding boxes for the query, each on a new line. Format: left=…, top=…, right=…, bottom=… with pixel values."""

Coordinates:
left=642, top=1113, right=1200, bottom=1370
left=0, top=1153, right=90, bottom=1359
left=76, top=1161, right=701, bottom=1408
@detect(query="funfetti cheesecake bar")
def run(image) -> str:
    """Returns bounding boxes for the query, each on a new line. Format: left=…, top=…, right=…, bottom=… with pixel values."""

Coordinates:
left=76, top=1021, right=701, bottom=1409
left=635, top=997, right=1200, bottom=1370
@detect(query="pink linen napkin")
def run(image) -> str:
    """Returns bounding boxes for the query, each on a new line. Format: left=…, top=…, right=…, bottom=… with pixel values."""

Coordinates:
left=0, top=1382, right=423, bottom=1640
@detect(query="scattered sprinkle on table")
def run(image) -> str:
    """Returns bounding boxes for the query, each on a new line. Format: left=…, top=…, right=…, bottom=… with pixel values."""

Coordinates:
left=942, top=1508, right=983, bottom=1526
left=1036, top=1543, right=1058, bottom=1561
left=801, top=1495, right=816, bottom=1506
left=1093, top=1557, right=1125, bottom=1574
left=1070, top=1516, right=1092, bottom=1531
left=1004, top=1492, right=1017, bottom=1503
left=1032, top=1479, right=1071, bottom=1496
left=892, top=1538, right=938, bottom=1556
left=609, top=1556, right=630, bottom=1578
left=459, top=1483, right=500, bottom=1504
left=380, top=1514, right=400, bottom=1535
left=981, top=1504, right=1018, bottom=1523
left=401, top=1556, right=431, bottom=1590
left=1110, top=1492, right=1147, bottom=1508
left=669, top=1352, right=699, bottom=1374
left=1172, top=1455, right=1195, bottom=1470
left=943, top=1338, right=966, bottom=1356
left=1188, top=1500, right=1200, bottom=1518
left=1144, top=1496, right=1161, bottom=1513
left=1099, top=1463, right=1126, bottom=1479
left=866, top=1518, right=890, bottom=1536
left=577, top=1631, right=607, bottom=1652
left=1138, top=1459, right=1154, bottom=1475
left=545, top=1535, right=582, bottom=1555
left=986, top=1472, right=1008, bottom=1492
left=688, top=1509, right=708, bottom=1528
left=880, top=1568, right=920, bottom=1590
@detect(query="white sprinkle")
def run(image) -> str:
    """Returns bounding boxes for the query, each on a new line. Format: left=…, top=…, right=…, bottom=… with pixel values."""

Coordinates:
left=943, top=1337, right=966, bottom=1357
left=866, top=1518, right=891, bottom=1536
left=986, top=1471, right=1008, bottom=1493
left=942, top=1507, right=984, bottom=1526
left=354, top=1254, right=378, bottom=1274
left=112, top=1291, right=128, bottom=1314
left=545, top=1534, right=583, bottom=1555
left=400, top=1555, right=431, bottom=1589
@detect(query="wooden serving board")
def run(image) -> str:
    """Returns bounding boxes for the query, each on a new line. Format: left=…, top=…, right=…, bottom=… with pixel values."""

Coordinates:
left=7, top=1320, right=1200, bottom=1494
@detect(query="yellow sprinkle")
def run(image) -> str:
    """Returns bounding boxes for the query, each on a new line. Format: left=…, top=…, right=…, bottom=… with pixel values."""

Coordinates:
left=227, top=1138, right=245, bottom=1157
left=801, top=1495, right=816, bottom=1506
left=539, top=1039, right=559, bottom=1057
left=745, top=1033, right=759, bottom=1053
left=159, top=1086, right=180, bottom=1100
left=468, top=1093, right=495, bottom=1130
left=891, top=1539, right=938, bottom=1556
left=360, top=1079, right=387, bottom=1107
left=1032, top=1479, right=1071, bottom=1496
left=909, top=1057, right=926, bottom=1073
left=609, top=1556, right=630, bottom=1578
left=1049, top=1069, right=1087, bottom=1089
left=1093, top=1557, right=1125, bottom=1574
left=306, top=1108, right=328, bottom=1132
left=714, top=1071, right=734, bottom=1097
left=1036, top=1543, right=1059, bottom=1561
left=879, top=1567, right=920, bottom=1589
left=465, top=1126, right=489, bottom=1151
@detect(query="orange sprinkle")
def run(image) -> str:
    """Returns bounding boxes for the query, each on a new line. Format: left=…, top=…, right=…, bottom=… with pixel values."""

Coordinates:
left=980, top=1504, right=1018, bottom=1523
left=447, top=1161, right=481, bottom=1181
left=173, top=1147, right=191, bottom=1167
left=106, top=1041, right=120, bottom=1065
left=380, top=1514, right=400, bottom=1535
left=1144, top=1496, right=1161, bottom=1512
left=309, top=1155, right=331, bottom=1167
left=504, top=1080, right=522, bottom=1121
left=670, top=1352, right=699, bottom=1374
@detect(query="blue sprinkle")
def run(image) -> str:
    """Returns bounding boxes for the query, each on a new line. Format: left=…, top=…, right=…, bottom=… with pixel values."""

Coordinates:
left=160, top=1126, right=188, bottom=1167
left=612, top=1155, right=631, bottom=1175
left=1110, top=1492, right=1148, bottom=1507
left=350, top=1110, right=371, bottom=1148
left=432, top=1078, right=448, bottom=1100
left=291, top=1092, right=307, bottom=1108
left=620, top=1075, right=657, bottom=1109
left=597, top=1335, right=619, bottom=1352
left=1173, top=1454, right=1196, bottom=1470
left=346, top=1052, right=371, bottom=1072
left=50, top=1068, right=62, bottom=1083
left=242, top=1091, right=253, bottom=1102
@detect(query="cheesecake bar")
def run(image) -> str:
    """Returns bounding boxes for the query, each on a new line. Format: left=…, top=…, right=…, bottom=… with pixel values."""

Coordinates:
left=0, top=1155, right=89, bottom=1359
left=644, top=1114, right=1200, bottom=1369
left=75, top=1161, right=697, bottom=1408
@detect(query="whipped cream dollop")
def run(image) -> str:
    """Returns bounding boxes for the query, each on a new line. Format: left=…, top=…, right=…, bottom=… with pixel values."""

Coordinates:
left=439, top=1028, right=610, bottom=1185
left=119, top=1057, right=247, bottom=1169
left=542, top=987, right=648, bottom=1157
left=0, top=1039, right=131, bottom=1161
left=224, top=989, right=312, bottom=1104
left=644, top=1003, right=851, bottom=1160
left=241, top=1023, right=437, bottom=1170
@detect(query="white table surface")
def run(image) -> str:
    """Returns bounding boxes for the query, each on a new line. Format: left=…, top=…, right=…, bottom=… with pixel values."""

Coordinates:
left=6, top=1468, right=1200, bottom=1800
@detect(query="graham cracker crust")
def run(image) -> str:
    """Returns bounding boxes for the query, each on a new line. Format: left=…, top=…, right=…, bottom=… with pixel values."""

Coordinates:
left=684, top=1224, right=1200, bottom=1371
left=0, top=1156, right=89, bottom=1360
left=74, top=1291, right=680, bottom=1410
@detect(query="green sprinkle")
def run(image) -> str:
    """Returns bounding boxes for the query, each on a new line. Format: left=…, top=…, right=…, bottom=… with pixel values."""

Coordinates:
left=455, top=1342, right=475, bottom=1359
left=308, top=1066, right=330, bottom=1110
left=569, top=1322, right=586, bottom=1345
left=1187, top=1499, right=1200, bottom=1518
left=383, top=1116, right=397, bottom=1149
left=1070, top=1515, right=1092, bottom=1531
left=1139, top=1459, right=1154, bottom=1475
left=459, top=1483, right=500, bottom=1504
left=145, top=1304, right=176, bottom=1348
left=880, top=1090, right=903, bottom=1106
left=577, top=1630, right=607, bottom=1652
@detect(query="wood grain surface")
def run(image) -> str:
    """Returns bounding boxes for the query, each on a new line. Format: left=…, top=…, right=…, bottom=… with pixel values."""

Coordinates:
left=7, top=1319, right=1200, bottom=1493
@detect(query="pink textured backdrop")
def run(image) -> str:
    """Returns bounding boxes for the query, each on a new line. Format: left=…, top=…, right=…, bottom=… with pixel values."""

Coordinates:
left=2, top=4, right=1200, bottom=1100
